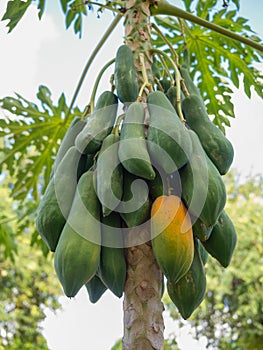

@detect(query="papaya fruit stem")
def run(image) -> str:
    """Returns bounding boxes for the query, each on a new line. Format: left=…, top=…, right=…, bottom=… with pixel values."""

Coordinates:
left=89, top=58, right=115, bottom=112
left=65, top=13, right=122, bottom=123
left=82, top=103, right=91, bottom=119
left=157, top=54, right=175, bottom=86
left=151, top=48, right=186, bottom=122
left=138, top=53, right=153, bottom=98
left=139, top=53, right=149, bottom=85
left=112, top=113, right=125, bottom=135
left=151, top=22, right=179, bottom=66
left=153, top=76, right=165, bottom=92
left=151, top=0, right=263, bottom=53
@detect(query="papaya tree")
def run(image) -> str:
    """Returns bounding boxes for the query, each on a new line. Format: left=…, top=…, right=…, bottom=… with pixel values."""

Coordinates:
left=0, top=0, right=263, bottom=349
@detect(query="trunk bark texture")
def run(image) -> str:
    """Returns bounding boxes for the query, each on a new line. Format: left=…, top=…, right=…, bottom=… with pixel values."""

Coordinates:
left=122, top=1, right=165, bottom=349
left=123, top=228, right=164, bottom=350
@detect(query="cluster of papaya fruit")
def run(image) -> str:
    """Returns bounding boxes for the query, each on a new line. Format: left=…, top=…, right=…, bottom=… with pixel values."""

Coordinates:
left=36, top=44, right=237, bottom=318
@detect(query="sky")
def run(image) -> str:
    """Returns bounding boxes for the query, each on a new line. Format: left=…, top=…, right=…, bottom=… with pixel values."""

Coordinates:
left=0, top=0, right=263, bottom=349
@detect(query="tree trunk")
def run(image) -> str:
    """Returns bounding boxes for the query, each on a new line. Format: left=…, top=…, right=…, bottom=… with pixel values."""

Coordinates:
left=123, top=231, right=164, bottom=349
left=122, top=1, right=165, bottom=349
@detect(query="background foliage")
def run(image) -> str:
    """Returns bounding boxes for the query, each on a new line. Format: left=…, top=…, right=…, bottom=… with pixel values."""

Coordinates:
left=0, top=179, right=61, bottom=349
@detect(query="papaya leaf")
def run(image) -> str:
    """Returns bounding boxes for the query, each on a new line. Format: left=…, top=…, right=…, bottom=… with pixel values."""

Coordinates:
left=183, top=0, right=195, bottom=12
left=37, top=0, right=46, bottom=20
left=153, top=2, right=263, bottom=130
left=1, top=0, right=47, bottom=32
left=196, top=0, right=217, bottom=19
left=60, top=0, right=70, bottom=14
left=1, top=0, right=31, bottom=33
left=0, top=215, right=18, bottom=261
left=0, top=86, right=83, bottom=202
left=63, top=0, right=89, bottom=38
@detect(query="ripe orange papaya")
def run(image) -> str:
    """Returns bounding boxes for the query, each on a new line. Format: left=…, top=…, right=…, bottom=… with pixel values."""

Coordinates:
left=151, top=195, right=194, bottom=282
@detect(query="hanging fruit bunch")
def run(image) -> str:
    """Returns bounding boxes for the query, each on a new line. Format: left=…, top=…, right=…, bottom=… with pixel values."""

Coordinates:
left=36, top=42, right=237, bottom=319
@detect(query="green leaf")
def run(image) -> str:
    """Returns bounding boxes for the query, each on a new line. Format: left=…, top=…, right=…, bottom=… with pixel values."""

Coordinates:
left=36, top=85, right=55, bottom=114
left=153, top=2, right=263, bottom=129
left=1, top=0, right=31, bottom=33
left=37, top=0, right=46, bottom=20
left=0, top=217, right=17, bottom=261
left=183, top=0, right=195, bottom=11
left=196, top=0, right=217, bottom=19
left=60, top=0, right=70, bottom=14
left=64, top=0, right=88, bottom=37
left=230, top=0, right=240, bottom=10
left=0, top=86, right=83, bottom=201
left=65, top=8, right=75, bottom=29
left=74, top=14, right=82, bottom=37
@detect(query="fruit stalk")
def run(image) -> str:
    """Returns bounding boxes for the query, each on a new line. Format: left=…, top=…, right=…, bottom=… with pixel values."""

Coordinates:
left=122, top=0, right=165, bottom=348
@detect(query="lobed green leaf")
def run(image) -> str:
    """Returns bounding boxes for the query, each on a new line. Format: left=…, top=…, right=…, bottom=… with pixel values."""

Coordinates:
left=153, top=1, right=263, bottom=129
left=1, top=0, right=31, bottom=33
left=0, top=86, right=83, bottom=201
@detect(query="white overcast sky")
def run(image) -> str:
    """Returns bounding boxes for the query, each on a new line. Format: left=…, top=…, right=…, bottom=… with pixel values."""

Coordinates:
left=0, top=0, right=262, bottom=349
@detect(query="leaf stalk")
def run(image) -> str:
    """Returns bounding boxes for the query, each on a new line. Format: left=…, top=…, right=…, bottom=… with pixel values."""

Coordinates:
left=65, top=13, right=122, bottom=122
left=151, top=0, right=263, bottom=53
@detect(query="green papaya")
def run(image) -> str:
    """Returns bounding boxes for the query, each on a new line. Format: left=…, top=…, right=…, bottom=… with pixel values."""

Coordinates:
left=197, top=239, right=209, bottom=266
left=36, top=146, right=82, bottom=252
left=147, top=91, right=192, bottom=174
left=77, top=153, right=90, bottom=181
left=180, top=66, right=201, bottom=98
left=75, top=91, right=118, bottom=154
left=158, top=77, right=171, bottom=93
left=85, top=275, right=107, bottom=303
left=96, top=133, right=123, bottom=217
left=118, top=102, right=155, bottom=180
left=85, top=153, right=95, bottom=171
left=182, top=94, right=234, bottom=175
left=120, top=170, right=150, bottom=228
left=202, top=210, right=237, bottom=268
left=167, top=239, right=206, bottom=319
left=180, top=130, right=226, bottom=226
left=148, top=168, right=169, bottom=201
left=192, top=217, right=213, bottom=242
left=114, top=45, right=138, bottom=104
left=98, top=212, right=126, bottom=298
left=51, top=116, right=86, bottom=177
left=165, top=86, right=185, bottom=111
left=54, top=170, right=101, bottom=298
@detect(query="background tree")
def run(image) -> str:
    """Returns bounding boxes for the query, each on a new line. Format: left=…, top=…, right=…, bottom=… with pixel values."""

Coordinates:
left=0, top=0, right=263, bottom=348
left=164, top=170, right=263, bottom=349
left=0, top=178, right=61, bottom=349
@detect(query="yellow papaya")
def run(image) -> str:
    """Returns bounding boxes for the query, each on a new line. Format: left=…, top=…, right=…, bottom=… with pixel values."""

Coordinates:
left=151, top=195, right=194, bottom=283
